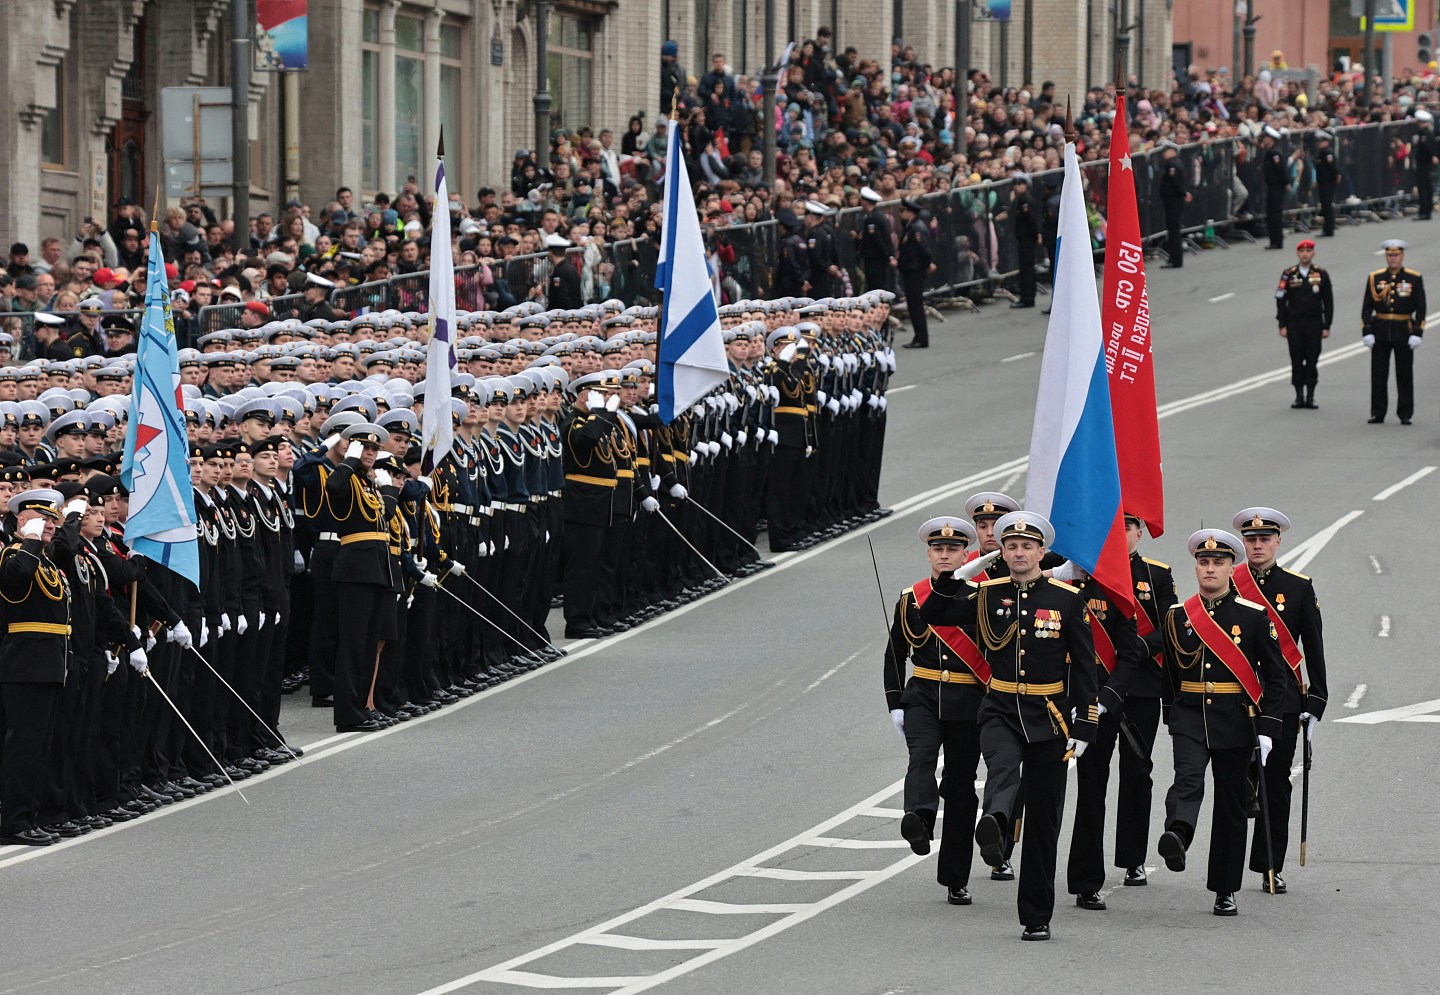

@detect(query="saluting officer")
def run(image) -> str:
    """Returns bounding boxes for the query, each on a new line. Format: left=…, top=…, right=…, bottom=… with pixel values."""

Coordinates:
left=1158, top=141, right=1191, bottom=268
left=1155, top=530, right=1288, bottom=918
left=802, top=201, right=841, bottom=299
left=885, top=516, right=986, bottom=906
left=918, top=512, right=1098, bottom=942
left=1231, top=507, right=1327, bottom=895
left=897, top=198, right=934, bottom=349
left=1260, top=126, right=1288, bottom=250
left=1313, top=130, right=1340, bottom=237
left=1415, top=109, right=1436, bottom=221
left=1361, top=239, right=1426, bottom=424
left=855, top=187, right=896, bottom=294
left=1274, top=238, right=1333, bottom=409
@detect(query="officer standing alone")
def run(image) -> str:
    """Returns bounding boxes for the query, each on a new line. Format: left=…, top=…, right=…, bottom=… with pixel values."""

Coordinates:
left=1274, top=239, right=1333, bottom=409
left=897, top=198, right=934, bottom=349
left=1361, top=239, right=1425, bottom=424
left=1159, top=141, right=1191, bottom=268
left=1261, top=126, right=1288, bottom=250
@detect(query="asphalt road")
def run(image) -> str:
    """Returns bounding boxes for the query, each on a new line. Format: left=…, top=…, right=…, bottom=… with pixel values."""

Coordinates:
left=3, top=219, right=1438, bottom=995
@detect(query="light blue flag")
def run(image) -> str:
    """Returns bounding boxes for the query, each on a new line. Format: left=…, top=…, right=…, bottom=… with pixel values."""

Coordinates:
left=120, top=227, right=200, bottom=589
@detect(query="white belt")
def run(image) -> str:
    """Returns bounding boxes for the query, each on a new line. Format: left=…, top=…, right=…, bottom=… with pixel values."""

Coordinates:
left=504, top=502, right=526, bottom=512
left=452, top=503, right=473, bottom=514
left=529, top=495, right=544, bottom=504
left=549, top=489, right=562, bottom=498
left=319, top=532, right=339, bottom=542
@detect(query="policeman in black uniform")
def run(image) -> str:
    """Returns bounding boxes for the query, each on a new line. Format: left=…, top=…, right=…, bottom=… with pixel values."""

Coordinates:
left=1155, top=529, right=1288, bottom=917
left=855, top=187, right=896, bottom=294
left=1414, top=109, right=1436, bottom=220
left=1361, top=239, right=1426, bottom=424
left=1231, top=507, right=1328, bottom=895
left=1274, top=238, right=1334, bottom=409
left=1158, top=141, right=1191, bottom=268
left=1313, top=130, right=1340, bottom=236
left=802, top=201, right=841, bottom=299
left=544, top=235, right=583, bottom=309
left=885, top=516, right=985, bottom=906
left=774, top=208, right=809, bottom=298
left=897, top=198, right=933, bottom=348
left=1007, top=173, right=1041, bottom=306
left=1261, top=126, right=1288, bottom=249
left=918, top=511, right=1099, bottom=941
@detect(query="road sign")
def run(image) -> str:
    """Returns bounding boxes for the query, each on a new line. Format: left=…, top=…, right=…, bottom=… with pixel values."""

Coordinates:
left=1356, top=0, right=1415, bottom=32
left=160, top=86, right=234, bottom=198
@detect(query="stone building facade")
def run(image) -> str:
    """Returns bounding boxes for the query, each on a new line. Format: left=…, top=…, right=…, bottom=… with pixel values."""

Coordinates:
left=0, top=0, right=1170, bottom=249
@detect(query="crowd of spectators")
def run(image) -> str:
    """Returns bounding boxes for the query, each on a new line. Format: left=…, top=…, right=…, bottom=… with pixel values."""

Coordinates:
left=7, top=30, right=1440, bottom=356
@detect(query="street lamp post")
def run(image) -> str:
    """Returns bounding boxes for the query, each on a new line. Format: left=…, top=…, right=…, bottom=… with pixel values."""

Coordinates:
left=533, top=0, right=552, bottom=160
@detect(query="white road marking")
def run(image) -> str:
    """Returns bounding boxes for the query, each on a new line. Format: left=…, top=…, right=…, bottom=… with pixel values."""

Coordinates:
left=1369, top=555, right=1384, bottom=575
left=888, top=383, right=917, bottom=394
left=1208, top=292, right=1235, bottom=303
left=1001, top=351, right=1036, bottom=363
left=579, top=936, right=728, bottom=952
left=804, top=646, right=867, bottom=692
left=998, top=467, right=1026, bottom=494
left=1373, top=465, right=1437, bottom=501
left=0, top=338, right=1386, bottom=871
left=1378, top=615, right=1392, bottom=638
left=1344, top=684, right=1369, bottom=709
left=1335, top=698, right=1440, bottom=724
left=1278, top=510, right=1364, bottom=574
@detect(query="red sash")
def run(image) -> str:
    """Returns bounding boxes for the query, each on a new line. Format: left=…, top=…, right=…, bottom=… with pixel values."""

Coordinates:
left=1181, top=595, right=1264, bottom=703
left=1231, top=565, right=1304, bottom=682
left=912, top=579, right=992, bottom=684
left=1090, top=613, right=1117, bottom=674
left=1133, top=605, right=1164, bottom=667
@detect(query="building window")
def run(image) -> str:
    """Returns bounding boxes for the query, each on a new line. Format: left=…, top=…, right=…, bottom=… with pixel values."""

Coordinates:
left=361, top=9, right=379, bottom=189
left=440, top=22, right=464, bottom=191
left=547, top=10, right=595, bottom=134
left=41, top=61, right=66, bottom=168
left=395, top=13, right=425, bottom=188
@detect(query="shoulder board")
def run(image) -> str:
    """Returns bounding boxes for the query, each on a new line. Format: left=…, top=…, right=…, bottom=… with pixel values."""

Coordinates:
left=1283, top=265, right=1297, bottom=273
left=1047, top=578, right=1080, bottom=593
left=1234, top=596, right=1268, bottom=612
left=901, top=585, right=914, bottom=598
left=1311, top=265, right=1325, bottom=273
left=1369, top=268, right=1387, bottom=277
left=979, top=577, right=1010, bottom=587
left=1141, top=556, right=1170, bottom=569
left=1404, top=268, right=1422, bottom=277
left=1282, top=567, right=1311, bottom=581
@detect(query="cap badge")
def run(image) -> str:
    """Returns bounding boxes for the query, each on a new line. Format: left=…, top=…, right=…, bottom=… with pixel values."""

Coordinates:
left=939, top=524, right=954, bottom=538
left=1250, top=515, right=1265, bottom=528
left=1203, top=536, right=1219, bottom=550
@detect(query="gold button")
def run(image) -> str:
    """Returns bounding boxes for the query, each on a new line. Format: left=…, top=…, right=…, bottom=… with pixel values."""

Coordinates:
left=1019, top=670, right=1026, bottom=677
left=941, top=653, right=949, bottom=661
left=1205, top=663, right=1212, bottom=669
left=1207, top=698, right=1214, bottom=704
left=1019, top=649, right=1026, bottom=656
left=1205, top=681, right=1215, bottom=692
left=1020, top=610, right=1028, bottom=616
left=940, top=670, right=952, bottom=683
left=1017, top=683, right=1028, bottom=693
left=1021, top=592, right=1028, bottom=599
left=1020, top=629, right=1027, bottom=636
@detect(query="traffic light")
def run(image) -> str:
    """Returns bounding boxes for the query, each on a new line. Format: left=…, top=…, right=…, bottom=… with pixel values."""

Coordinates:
left=1420, top=32, right=1433, bottom=64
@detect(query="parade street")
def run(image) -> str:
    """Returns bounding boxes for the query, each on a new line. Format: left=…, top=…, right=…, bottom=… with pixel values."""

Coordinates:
left=3, top=218, right=1437, bottom=994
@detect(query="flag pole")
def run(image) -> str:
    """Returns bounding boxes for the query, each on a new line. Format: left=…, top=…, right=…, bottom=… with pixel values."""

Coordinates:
left=655, top=91, right=680, bottom=376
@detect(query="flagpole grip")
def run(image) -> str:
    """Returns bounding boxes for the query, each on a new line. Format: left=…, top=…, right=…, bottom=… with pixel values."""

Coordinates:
left=129, top=578, right=139, bottom=628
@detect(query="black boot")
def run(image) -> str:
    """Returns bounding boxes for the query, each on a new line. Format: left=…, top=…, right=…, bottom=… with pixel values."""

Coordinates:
left=1304, top=386, right=1317, bottom=409
left=1291, top=388, right=1306, bottom=409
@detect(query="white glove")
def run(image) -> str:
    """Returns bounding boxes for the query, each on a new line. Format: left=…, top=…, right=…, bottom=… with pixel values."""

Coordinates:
left=849, top=388, right=862, bottom=407
left=274, top=611, right=281, bottom=626
left=345, top=441, right=365, bottom=459
left=767, top=429, right=779, bottom=445
left=374, top=468, right=393, bottom=488
left=720, top=432, right=733, bottom=449
left=1066, top=737, right=1088, bottom=758
left=641, top=496, right=660, bottom=513
left=416, top=475, right=433, bottom=491
left=890, top=708, right=906, bottom=741
left=414, top=556, right=427, bottom=572
left=868, top=395, right=879, bottom=409
left=826, top=398, right=840, bottom=414
left=128, top=646, right=149, bottom=674
left=200, top=618, right=209, bottom=647
left=1303, top=713, right=1318, bottom=742
left=818, top=353, right=832, bottom=368
left=1258, top=734, right=1273, bottom=767
left=544, top=530, right=551, bottom=543
left=449, top=560, right=467, bottom=577
left=605, top=393, right=621, bottom=412
left=724, top=392, right=738, bottom=411
left=145, top=632, right=157, bottom=652
left=1051, top=560, right=1079, bottom=582
left=19, top=518, right=45, bottom=540
left=1409, top=334, right=1423, bottom=349
left=736, top=430, right=748, bottom=446
left=1097, top=702, right=1107, bottom=717
left=236, top=613, right=249, bottom=635
left=293, top=550, right=305, bottom=572
left=689, top=449, right=699, bottom=464
left=860, top=351, right=874, bottom=366
left=168, top=621, right=193, bottom=649
left=219, top=613, right=231, bottom=634
left=420, top=571, right=439, bottom=588
left=779, top=343, right=798, bottom=362
left=649, top=474, right=661, bottom=491
left=257, top=611, right=266, bottom=630
left=503, top=535, right=510, bottom=550
left=744, top=384, right=757, bottom=400
left=63, top=498, right=88, bottom=519
left=1362, top=333, right=1375, bottom=349
left=585, top=390, right=605, bottom=411
left=876, top=397, right=887, bottom=411
left=817, top=390, right=829, bottom=405
left=488, top=541, right=496, bottom=556
left=670, top=484, right=688, bottom=499
left=321, top=433, right=342, bottom=451
left=106, top=651, right=120, bottom=676
left=476, top=540, right=488, bottom=557
left=707, top=441, right=721, bottom=457
left=768, top=385, right=780, bottom=403
left=954, top=549, right=1002, bottom=581
left=805, top=445, right=814, bottom=457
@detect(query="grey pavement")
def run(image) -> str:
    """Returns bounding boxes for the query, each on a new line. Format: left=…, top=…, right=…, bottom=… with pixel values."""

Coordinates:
left=2, top=218, right=1438, bottom=994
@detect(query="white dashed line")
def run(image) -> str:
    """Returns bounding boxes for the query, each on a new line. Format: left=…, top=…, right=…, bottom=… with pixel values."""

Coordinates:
left=1378, top=615, right=1391, bottom=638
left=1373, top=466, right=1437, bottom=501
left=1208, top=292, right=1235, bottom=303
left=1344, top=684, right=1369, bottom=709
left=1001, top=351, right=1036, bottom=363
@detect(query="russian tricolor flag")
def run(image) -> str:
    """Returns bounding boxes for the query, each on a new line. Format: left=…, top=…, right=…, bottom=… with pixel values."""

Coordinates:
left=1024, top=142, right=1134, bottom=615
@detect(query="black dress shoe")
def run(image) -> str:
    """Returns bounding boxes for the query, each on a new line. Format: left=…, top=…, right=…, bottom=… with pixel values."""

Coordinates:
left=1213, top=892, right=1238, bottom=916
left=336, top=719, right=384, bottom=733
left=900, top=812, right=932, bottom=856
left=975, top=814, right=1006, bottom=868
left=901, top=340, right=928, bottom=349
left=565, top=627, right=605, bottom=639
left=1291, top=398, right=1306, bottom=409
left=1010, top=301, right=1035, bottom=309
left=224, top=764, right=250, bottom=781
left=106, top=807, right=137, bottom=823
left=946, top=886, right=972, bottom=906
left=311, top=695, right=335, bottom=708
left=1123, top=866, right=1148, bottom=886
left=1075, top=891, right=1107, bottom=911
left=1368, top=416, right=1385, bottom=424
left=1259, top=873, right=1287, bottom=894
left=48, top=821, right=86, bottom=838
left=1162, top=262, right=1183, bottom=268
left=991, top=859, right=1015, bottom=881
left=1158, top=830, right=1187, bottom=872
left=1401, top=418, right=1413, bottom=425
left=84, top=814, right=113, bottom=829
left=1022, top=923, right=1051, bottom=941
left=0, top=828, right=57, bottom=846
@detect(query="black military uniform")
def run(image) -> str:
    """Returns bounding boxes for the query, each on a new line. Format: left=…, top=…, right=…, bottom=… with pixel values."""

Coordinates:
left=804, top=207, right=841, bottom=299
left=1009, top=177, right=1041, bottom=306
left=1361, top=243, right=1425, bottom=424
left=897, top=199, right=932, bottom=347
left=546, top=252, right=583, bottom=309
left=1415, top=124, right=1435, bottom=220
left=1158, top=144, right=1190, bottom=267
left=856, top=195, right=895, bottom=294
left=1274, top=244, right=1334, bottom=408
left=560, top=378, right=619, bottom=638
left=774, top=209, right=809, bottom=298
left=1231, top=508, right=1327, bottom=893
left=1155, top=530, right=1288, bottom=916
left=885, top=517, right=984, bottom=905
left=1261, top=132, right=1288, bottom=249
left=1313, top=133, right=1339, bottom=236
left=918, top=512, right=1098, bottom=939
